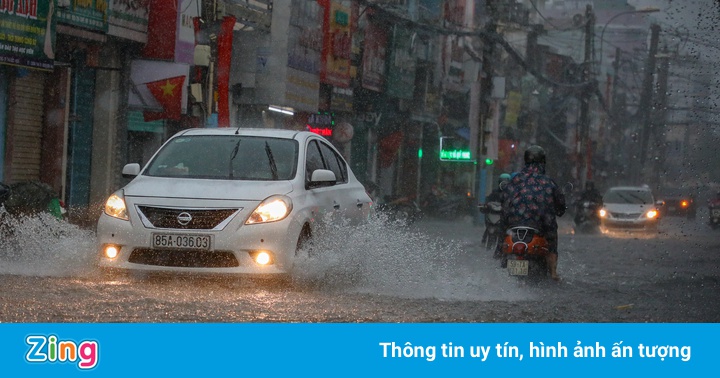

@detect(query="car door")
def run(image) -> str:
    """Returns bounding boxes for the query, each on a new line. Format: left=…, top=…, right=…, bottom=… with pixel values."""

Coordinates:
left=316, top=140, right=368, bottom=224
left=303, top=139, right=339, bottom=223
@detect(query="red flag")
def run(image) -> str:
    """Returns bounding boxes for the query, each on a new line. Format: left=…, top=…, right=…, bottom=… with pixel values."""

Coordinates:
left=216, top=16, right=236, bottom=127
left=143, top=76, right=186, bottom=122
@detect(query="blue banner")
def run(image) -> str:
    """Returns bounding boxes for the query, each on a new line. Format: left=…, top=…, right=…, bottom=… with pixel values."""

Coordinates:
left=0, top=323, right=713, bottom=376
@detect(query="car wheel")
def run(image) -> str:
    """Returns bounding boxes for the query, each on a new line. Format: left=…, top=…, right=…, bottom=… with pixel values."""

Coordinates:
left=295, top=224, right=314, bottom=258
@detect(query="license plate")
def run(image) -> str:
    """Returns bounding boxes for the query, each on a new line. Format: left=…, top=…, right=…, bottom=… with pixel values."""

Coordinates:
left=713, top=209, right=720, bottom=217
left=152, top=233, right=213, bottom=250
left=507, top=260, right=529, bottom=276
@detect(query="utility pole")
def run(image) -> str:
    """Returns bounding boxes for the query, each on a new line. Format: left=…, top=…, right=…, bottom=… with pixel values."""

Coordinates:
left=636, top=23, right=661, bottom=181
left=652, top=47, right=670, bottom=187
left=578, top=4, right=594, bottom=185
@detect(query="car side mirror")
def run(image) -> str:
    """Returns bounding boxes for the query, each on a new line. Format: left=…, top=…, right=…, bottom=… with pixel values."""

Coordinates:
left=122, top=163, right=141, bottom=178
left=308, top=169, right=336, bottom=189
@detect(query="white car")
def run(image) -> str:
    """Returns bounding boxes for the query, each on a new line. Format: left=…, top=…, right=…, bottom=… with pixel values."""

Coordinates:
left=598, top=186, right=660, bottom=233
left=96, top=128, right=373, bottom=276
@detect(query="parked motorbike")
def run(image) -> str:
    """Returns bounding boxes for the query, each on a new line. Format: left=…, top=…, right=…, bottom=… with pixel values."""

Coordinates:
left=709, top=197, right=720, bottom=230
left=573, top=200, right=602, bottom=233
left=376, top=195, right=422, bottom=224
left=499, top=226, right=549, bottom=279
left=478, top=201, right=503, bottom=252
left=0, top=181, right=66, bottom=238
left=422, top=186, right=470, bottom=219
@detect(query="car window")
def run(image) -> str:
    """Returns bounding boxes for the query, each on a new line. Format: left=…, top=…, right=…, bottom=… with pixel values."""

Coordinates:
left=603, top=189, right=654, bottom=205
left=317, top=141, right=348, bottom=184
left=144, top=135, right=298, bottom=180
left=305, top=140, right=325, bottom=183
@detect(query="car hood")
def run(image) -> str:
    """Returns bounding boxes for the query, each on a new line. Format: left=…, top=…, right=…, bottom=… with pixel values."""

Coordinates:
left=123, top=175, right=294, bottom=201
left=603, top=203, right=654, bottom=214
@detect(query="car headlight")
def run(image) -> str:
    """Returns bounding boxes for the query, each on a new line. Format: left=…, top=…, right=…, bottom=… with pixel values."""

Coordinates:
left=246, top=196, right=293, bottom=224
left=104, top=192, right=128, bottom=220
left=646, top=210, right=658, bottom=219
left=599, top=209, right=607, bottom=217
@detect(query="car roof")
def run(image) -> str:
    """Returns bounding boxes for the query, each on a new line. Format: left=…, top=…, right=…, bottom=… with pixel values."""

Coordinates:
left=606, top=186, right=652, bottom=192
left=173, top=127, right=316, bottom=140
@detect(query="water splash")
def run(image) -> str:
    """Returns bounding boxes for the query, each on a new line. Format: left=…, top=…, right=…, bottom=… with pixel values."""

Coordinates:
left=0, top=207, right=534, bottom=301
left=0, top=208, right=96, bottom=277
left=290, top=213, right=534, bottom=301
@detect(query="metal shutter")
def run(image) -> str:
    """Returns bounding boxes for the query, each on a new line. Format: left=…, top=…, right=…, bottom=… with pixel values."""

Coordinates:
left=9, top=71, right=45, bottom=182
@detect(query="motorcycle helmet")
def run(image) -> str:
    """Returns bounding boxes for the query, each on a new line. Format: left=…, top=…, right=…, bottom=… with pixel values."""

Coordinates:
left=524, top=145, right=546, bottom=165
left=498, top=173, right=511, bottom=183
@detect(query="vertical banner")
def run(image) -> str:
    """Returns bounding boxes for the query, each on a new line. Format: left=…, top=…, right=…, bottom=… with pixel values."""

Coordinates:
left=0, top=0, right=57, bottom=70
left=216, top=15, right=235, bottom=127
left=175, top=0, right=199, bottom=64
left=386, top=25, right=416, bottom=99
left=361, top=20, right=387, bottom=92
left=320, top=0, right=352, bottom=87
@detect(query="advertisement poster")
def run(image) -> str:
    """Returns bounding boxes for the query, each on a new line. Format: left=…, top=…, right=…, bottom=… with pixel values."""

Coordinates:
left=0, top=0, right=57, bottom=70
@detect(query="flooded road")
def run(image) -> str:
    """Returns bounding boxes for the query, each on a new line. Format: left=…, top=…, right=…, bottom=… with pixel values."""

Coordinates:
left=1, top=212, right=719, bottom=322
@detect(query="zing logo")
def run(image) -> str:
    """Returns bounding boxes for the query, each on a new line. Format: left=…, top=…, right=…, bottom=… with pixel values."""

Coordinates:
left=25, top=335, right=99, bottom=369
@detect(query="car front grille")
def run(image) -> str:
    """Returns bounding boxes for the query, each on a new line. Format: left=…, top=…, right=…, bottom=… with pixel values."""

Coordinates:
left=128, top=248, right=239, bottom=268
left=610, top=212, right=642, bottom=219
left=137, top=206, right=238, bottom=230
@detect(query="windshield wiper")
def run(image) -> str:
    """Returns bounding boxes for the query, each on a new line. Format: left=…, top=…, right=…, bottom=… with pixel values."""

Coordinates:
left=265, top=141, right=279, bottom=180
left=229, top=138, right=241, bottom=179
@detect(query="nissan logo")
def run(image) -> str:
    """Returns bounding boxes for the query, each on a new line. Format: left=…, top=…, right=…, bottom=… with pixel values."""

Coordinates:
left=177, top=212, right=193, bottom=225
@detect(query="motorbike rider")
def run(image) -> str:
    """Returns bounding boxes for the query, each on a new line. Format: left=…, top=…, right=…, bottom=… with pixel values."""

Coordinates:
left=481, top=173, right=511, bottom=245
left=495, top=145, right=566, bottom=280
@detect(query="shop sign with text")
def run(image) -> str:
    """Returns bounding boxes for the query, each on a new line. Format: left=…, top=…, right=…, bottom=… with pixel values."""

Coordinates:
left=0, top=0, right=56, bottom=70
left=57, top=0, right=109, bottom=33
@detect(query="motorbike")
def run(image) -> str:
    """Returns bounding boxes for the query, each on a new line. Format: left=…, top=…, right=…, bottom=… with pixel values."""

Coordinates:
left=573, top=200, right=602, bottom=233
left=500, top=226, right=549, bottom=278
left=376, top=194, right=422, bottom=225
left=497, top=182, right=572, bottom=279
left=709, top=197, right=720, bottom=230
left=0, top=181, right=66, bottom=238
left=422, top=186, right=471, bottom=219
left=478, top=201, right=503, bottom=252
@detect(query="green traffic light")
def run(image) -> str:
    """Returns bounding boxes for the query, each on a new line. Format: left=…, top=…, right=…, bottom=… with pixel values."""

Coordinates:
left=485, top=158, right=494, bottom=165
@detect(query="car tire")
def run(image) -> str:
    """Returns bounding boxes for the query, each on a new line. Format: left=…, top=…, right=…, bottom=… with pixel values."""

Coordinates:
left=295, top=224, right=314, bottom=258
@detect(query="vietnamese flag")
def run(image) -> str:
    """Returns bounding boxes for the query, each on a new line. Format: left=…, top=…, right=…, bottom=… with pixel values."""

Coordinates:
left=143, top=76, right=186, bottom=122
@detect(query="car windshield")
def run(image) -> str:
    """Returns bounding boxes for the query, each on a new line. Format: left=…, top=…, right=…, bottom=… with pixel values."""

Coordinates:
left=604, top=189, right=654, bottom=205
left=144, top=135, right=298, bottom=180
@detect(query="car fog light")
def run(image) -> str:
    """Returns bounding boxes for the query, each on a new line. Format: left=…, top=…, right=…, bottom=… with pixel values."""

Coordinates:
left=250, top=251, right=274, bottom=265
left=103, top=245, right=120, bottom=259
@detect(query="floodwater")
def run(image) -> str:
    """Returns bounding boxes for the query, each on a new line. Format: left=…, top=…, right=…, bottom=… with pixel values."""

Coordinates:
left=1, top=209, right=719, bottom=322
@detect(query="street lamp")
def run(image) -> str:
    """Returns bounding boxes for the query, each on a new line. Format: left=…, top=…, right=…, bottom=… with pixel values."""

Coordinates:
left=598, top=8, right=660, bottom=75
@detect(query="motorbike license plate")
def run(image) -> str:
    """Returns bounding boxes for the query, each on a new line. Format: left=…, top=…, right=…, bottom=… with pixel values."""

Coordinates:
left=507, top=260, right=529, bottom=276
left=713, top=209, right=720, bottom=217
left=152, top=233, right=213, bottom=250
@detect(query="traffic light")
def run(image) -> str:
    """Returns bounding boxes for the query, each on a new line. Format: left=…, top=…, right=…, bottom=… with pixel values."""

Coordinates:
left=485, top=158, right=494, bottom=166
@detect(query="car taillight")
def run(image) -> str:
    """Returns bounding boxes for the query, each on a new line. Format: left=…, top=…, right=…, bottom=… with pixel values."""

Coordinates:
left=680, top=200, right=689, bottom=208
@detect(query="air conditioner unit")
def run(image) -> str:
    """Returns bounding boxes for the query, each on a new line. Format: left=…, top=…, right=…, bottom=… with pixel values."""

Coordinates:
left=194, top=45, right=211, bottom=67
left=190, top=83, right=203, bottom=103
